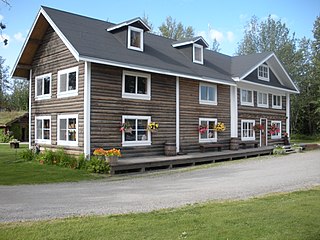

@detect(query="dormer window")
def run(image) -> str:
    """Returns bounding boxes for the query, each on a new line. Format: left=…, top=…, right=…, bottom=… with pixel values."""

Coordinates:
left=128, top=26, right=144, bottom=51
left=258, top=64, right=269, bottom=81
left=193, top=44, right=203, bottom=64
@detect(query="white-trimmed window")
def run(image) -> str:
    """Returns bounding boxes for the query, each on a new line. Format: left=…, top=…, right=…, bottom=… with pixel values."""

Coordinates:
left=199, top=83, right=217, bottom=105
left=258, top=64, right=269, bottom=81
left=122, top=71, right=151, bottom=100
left=241, top=120, right=255, bottom=141
left=272, top=95, right=282, bottom=109
left=199, top=118, right=217, bottom=143
left=57, top=114, right=78, bottom=146
left=128, top=26, right=143, bottom=51
left=271, top=120, right=281, bottom=139
left=240, top=89, right=254, bottom=106
left=35, top=73, right=51, bottom=100
left=193, top=44, right=203, bottom=64
left=257, top=92, right=269, bottom=108
left=57, top=67, right=78, bottom=98
left=122, top=115, right=151, bottom=146
left=35, top=116, right=51, bottom=144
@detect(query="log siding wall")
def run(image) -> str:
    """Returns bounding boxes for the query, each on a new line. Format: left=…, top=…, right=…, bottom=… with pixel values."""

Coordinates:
left=237, top=89, right=287, bottom=145
left=90, top=64, right=176, bottom=157
left=30, top=26, right=84, bottom=153
left=179, top=78, right=231, bottom=152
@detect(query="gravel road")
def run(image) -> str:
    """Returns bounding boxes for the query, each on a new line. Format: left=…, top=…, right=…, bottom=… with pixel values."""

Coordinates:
left=0, top=150, right=319, bottom=223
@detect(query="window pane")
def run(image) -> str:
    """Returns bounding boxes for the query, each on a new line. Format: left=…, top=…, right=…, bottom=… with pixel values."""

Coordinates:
left=241, top=90, right=247, bottom=102
left=247, top=91, right=252, bottom=102
left=138, top=119, right=147, bottom=130
left=201, top=86, right=207, bottom=100
left=125, top=131, right=136, bottom=141
left=44, top=77, right=50, bottom=95
left=36, top=78, right=42, bottom=96
left=68, top=72, right=76, bottom=90
left=60, top=73, right=67, bottom=92
left=125, top=75, right=136, bottom=93
left=68, top=118, right=76, bottom=129
left=130, top=30, right=141, bottom=48
left=138, top=131, right=148, bottom=141
left=195, top=46, right=202, bottom=61
left=68, top=130, right=76, bottom=141
left=43, top=130, right=50, bottom=140
left=36, top=119, right=42, bottom=139
left=200, top=131, right=207, bottom=139
left=43, top=119, right=50, bottom=129
left=59, top=119, right=67, bottom=141
left=137, top=77, right=147, bottom=94
left=208, top=87, right=214, bottom=101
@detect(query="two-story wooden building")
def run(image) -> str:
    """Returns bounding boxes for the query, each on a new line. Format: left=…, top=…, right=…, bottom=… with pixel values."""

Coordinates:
left=12, top=6, right=299, bottom=157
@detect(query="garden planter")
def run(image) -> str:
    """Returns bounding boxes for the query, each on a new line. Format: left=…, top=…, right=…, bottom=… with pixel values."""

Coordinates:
left=107, top=156, right=119, bottom=164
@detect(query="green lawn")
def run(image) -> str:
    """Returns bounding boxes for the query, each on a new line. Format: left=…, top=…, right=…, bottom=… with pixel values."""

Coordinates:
left=0, top=187, right=319, bottom=240
left=0, top=144, right=103, bottom=185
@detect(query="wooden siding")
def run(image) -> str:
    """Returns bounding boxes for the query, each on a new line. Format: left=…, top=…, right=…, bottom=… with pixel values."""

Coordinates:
left=90, top=64, right=176, bottom=157
left=237, top=89, right=287, bottom=145
left=179, top=78, right=231, bottom=153
left=30, top=26, right=84, bottom=154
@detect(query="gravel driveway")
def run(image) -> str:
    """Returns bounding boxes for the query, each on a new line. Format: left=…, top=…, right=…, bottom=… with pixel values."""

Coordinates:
left=0, top=150, right=319, bottom=222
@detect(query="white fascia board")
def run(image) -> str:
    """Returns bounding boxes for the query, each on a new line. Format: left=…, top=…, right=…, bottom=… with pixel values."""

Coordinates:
left=172, top=36, right=209, bottom=48
left=239, top=53, right=273, bottom=80
left=239, top=79, right=299, bottom=94
left=107, top=18, right=151, bottom=32
left=41, top=8, right=80, bottom=62
left=79, top=55, right=236, bottom=87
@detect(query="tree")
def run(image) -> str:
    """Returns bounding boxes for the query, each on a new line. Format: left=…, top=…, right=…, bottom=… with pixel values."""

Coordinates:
left=142, top=13, right=154, bottom=33
left=0, top=56, right=10, bottom=110
left=159, top=16, right=194, bottom=40
left=211, top=39, right=221, bottom=52
left=7, top=79, right=28, bottom=111
left=0, top=0, right=10, bottom=45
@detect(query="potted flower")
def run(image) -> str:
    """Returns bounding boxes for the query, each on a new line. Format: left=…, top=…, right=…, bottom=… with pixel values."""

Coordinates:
left=105, top=148, right=121, bottom=164
left=9, top=139, right=20, bottom=149
left=93, top=148, right=107, bottom=160
left=269, top=124, right=280, bottom=135
left=253, top=124, right=265, bottom=133
left=214, top=122, right=226, bottom=132
left=148, top=122, right=159, bottom=133
left=198, top=124, right=208, bottom=134
left=120, top=122, right=132, bottom=133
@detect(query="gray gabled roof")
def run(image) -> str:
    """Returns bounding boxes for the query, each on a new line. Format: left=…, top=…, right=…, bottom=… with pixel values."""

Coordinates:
left=12, top=6, right=299, bottom=93
left=172, top=36, right=209, bottom=48
left=107, top=17, right=151, bottom=32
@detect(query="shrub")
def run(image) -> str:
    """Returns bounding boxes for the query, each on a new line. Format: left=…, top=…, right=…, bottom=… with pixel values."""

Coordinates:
left=76, top=154, right=87, bottom=170
left=20, top=149, right=36, bottom=161
left=86, top=156, right=109, bottom=174
left=0, top=130, right=14, bottom=143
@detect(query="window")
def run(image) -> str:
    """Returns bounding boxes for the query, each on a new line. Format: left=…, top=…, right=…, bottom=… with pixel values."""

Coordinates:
left=122, top=71, right=151, bottom=100
left=57, top=114, right=78, bottom=146
left=271, top=120, right=281, bottom=139
left=240, top=89, right=254, bottom=106
left=199, top=83, right=217, bottom=105
left=57, top=67, right=78, bottom=98
left=199, top=118, right=217, bottom=143
left=35, top=73, right=51, bottom=100
left=258, top=64, right=269, bottom=81
left=35, top=116, right=51, bottom=144
left=241, top=120, right=255, bottom=141
left=122, top=116, right=151, bottom=146
left=272, top=95, right=282, bottom=109
left=257, top=92, right=269, bottom=108
left=128, top=26, right=144, bottom=51
left=193, top=44, right=203, bottom=64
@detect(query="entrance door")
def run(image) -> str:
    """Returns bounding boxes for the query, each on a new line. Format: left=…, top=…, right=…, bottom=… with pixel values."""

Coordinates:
left=260, top=118, right=267, bottom=146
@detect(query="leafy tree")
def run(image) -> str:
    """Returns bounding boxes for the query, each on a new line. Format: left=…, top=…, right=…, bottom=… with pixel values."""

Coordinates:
left=0, top=56, right=10, bottom=110
left=0, top=0, right=10, bottom=45
left=211, top=39, right=221, bottom=52
left=142, top=13, right=153, bottom=33
left=159, top=16, right=194, bottom=40
left=8, top=79, right=29, bottom=111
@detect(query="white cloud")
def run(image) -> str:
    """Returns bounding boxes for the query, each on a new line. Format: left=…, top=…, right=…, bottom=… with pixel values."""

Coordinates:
left=227, top=31, right=234, bottom=42
left=14, top=32, right=25, bottom=42
left=209, top=29, right=224, bottom=42
left=239, top=14, right=248, bottom=22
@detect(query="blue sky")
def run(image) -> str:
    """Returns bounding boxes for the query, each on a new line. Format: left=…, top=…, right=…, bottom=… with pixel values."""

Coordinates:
left=1, top=0, right=319, bottom=75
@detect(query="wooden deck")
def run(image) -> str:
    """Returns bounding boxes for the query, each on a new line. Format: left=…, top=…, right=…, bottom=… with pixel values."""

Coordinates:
left=110, top=146, right=274, bottom=175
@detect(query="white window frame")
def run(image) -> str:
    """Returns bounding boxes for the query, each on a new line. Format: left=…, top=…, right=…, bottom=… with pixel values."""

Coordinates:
left=35, top=73, right=51, bottom=100
left=128, top=26, right=144, bottom=51
left=193, top=43, right=203, bottom=64
left=122, top=115, right=151, bottom=147
left=258, top=64, right=269, bottom=81
left=240, top=89, right=254, bottom=106
left=199, top=118, right=218, bottom=143
left=57, top=66, right=78, bottom=98
left=257, top=92, right=269, bottom=108
left=272, top=94, right=282, bottom=109
left=35, top=116, right=51, bottom=144
left=241, top=119, right=255, bottom=141
left=199, top=83, right=217, bottom=105
left=271, top=120, right=282, bottom=139
left=122, top=70, right=151, bottom=100
left=57, top=114, right=78, bottom=146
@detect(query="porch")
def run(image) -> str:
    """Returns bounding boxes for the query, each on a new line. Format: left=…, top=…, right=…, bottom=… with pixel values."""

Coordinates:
left=110, top=146, right=274, bottom=175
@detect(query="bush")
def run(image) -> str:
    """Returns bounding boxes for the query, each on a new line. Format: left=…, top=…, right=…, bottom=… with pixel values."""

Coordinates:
left=0, top=130, right=14, bottom=143
left=86, top=156, right=109, bottom=174
left=76, top=154, right=87, bottom=170
left=20, top=149, right=36, bottom=161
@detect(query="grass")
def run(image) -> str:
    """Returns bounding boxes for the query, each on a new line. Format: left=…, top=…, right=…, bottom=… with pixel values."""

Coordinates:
left=0, top=187, right=319, bottom=240
left=0, top=144, right=104, bottom=185
left=290, top=134, right=320, bottom=144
